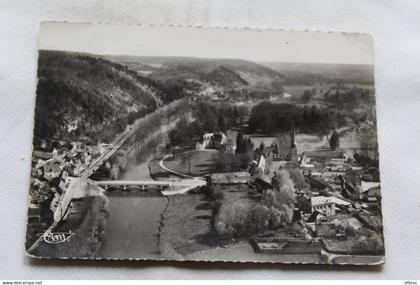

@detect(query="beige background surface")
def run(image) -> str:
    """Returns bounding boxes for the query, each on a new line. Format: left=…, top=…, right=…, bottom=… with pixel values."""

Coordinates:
left=0, top=0, right=419, bottom=279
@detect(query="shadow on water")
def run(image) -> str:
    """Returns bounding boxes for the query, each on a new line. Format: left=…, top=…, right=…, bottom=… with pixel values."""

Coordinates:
left=195, top=215, right=212, bottom=220
left=105, top=190, right=164, bottom=198
left=98, top=190, right=167, bottom=260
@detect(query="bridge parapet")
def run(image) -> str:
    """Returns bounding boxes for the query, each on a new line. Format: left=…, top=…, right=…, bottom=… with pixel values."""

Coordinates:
left=92, top=178, right=207, bottom=194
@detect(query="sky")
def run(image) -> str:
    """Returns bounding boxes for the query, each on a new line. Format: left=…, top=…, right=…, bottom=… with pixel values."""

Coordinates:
left=39, top=22, right=374, bottom=64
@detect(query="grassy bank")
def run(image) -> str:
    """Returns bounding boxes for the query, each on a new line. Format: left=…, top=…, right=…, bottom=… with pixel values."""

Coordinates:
left=159, top=184, right=261, bottom=258
left=159, top=193, right=215, bottom=257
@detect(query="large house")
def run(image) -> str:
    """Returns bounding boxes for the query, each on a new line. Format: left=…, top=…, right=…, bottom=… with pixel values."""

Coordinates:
left=196, top=132, right=227, bottom=150
left=308, top=196, right=336, bottom=217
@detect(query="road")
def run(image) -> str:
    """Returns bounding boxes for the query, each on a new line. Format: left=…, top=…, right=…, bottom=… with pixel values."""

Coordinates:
left=159, top=154, right=195, bottom=179
left=80, top=127, right=133, bottom=179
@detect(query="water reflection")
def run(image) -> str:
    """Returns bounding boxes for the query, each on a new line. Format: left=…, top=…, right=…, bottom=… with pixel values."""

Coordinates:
left=99, top=191, right=167, bottom=259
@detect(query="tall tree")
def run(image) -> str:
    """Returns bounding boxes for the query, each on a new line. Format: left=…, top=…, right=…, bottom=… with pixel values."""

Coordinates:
left=329, top=130, right=340, bottom=150
left=236, top=131, right=244, bottom=154
left=302, top=90, right=313, bottom=103
left=233, top=105, right=239, bottom=126
left=259, top=142, right=265, bottom=152
left=218, top=111, right=226, bottom=132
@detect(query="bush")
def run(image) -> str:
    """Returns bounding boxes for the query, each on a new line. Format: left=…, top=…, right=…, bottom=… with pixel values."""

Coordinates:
left=288, top=167, right=309, bottom=190
left=215, top=203, right=250, bottom=238
left=204, top=184, right=225, bottom=201
left=351, top=229, right=384, bottom=254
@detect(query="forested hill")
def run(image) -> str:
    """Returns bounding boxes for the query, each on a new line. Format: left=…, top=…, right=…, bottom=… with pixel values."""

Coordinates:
left=104, top=56, right=285, bottom=89
left=34, top=50, right=179, bottom=144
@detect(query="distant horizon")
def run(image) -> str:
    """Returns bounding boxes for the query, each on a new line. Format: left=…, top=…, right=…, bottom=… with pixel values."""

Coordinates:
left=39, top=23, right=374, bottom=65
left=40, top=49, right=374, bottom=67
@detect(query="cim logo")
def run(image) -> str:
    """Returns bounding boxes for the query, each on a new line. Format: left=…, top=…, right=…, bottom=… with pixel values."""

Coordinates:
left=37, top=230, right=75, bottom=244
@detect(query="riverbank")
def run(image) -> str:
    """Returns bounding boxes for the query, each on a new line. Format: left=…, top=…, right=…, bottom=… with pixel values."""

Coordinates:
left=186, top=240, right=327, bottom=263
left=159, top=193, right=215, bottom=258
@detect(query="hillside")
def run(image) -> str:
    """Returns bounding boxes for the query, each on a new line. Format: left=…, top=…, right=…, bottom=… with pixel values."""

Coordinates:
left=104, top=56, right=285, bottom=90
left=34, top=50, right=176, bottom=144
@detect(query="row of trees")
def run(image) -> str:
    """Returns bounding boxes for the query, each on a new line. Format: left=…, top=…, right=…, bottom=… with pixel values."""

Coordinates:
left=213, top=152, right=251, bottom=173
left=248, top=101, right=344, bottom=135
left=324, top=88, right=375, bottom=111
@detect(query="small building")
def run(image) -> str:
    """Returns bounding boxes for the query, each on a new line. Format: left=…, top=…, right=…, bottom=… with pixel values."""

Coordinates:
left=42, top=158, right=64, bottom=181
left=257, top=154, right=266, bottom=173
left=209, top=172, right=251, bottom=184
left=300, top=155, right=315, bottom=168
left=358, top=181, right=381, bottom=202
left=33, top=150, right=53, bottom=160
left=253, top=175, right=273, bottom=193
left=309, top=196, right=336, bottom=216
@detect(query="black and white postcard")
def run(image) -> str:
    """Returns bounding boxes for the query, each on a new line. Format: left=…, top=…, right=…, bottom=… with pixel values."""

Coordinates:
left=26, top=22, right=384, bottom=265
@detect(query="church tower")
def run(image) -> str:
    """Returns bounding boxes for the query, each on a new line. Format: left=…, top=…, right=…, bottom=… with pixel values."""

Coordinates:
left=289, top=128, right=298, bottom=163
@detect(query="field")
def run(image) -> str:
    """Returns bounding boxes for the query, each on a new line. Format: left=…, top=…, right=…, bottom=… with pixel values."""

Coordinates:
left=162, top=150, right=217, bottom=176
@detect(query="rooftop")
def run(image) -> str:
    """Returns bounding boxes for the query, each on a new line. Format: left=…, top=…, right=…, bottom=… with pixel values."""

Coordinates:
left=360, top=181, right=380, bottom=193
left=311, top=196, right=334, bottom=206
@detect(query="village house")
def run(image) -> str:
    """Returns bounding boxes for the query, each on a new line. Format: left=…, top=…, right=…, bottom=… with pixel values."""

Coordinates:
left=196, top=132, right=227, bottom=150
left=358, top=181, right=381, bottom=202
left=249, top=154, right=267, bottom=176
left=308, top=196, right=336, bottom=217
left=32, top=150, right=53, bottom=160
left=42, top=157, right=64, bottom=181
left=300, top=155, right=315, bottom=169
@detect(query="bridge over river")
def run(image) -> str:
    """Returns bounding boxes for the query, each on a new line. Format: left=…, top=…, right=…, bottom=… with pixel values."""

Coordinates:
left=93, top=178, right=206, bottom=195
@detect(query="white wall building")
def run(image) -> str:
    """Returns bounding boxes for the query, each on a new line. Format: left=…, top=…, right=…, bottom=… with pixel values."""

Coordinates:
left=310, top=196, right=336, bottom=216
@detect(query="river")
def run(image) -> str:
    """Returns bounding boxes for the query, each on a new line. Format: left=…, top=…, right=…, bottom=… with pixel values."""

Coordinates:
left=98, top=191, right=167, bottom=259
left=97, top=124, right=177, bottom=259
